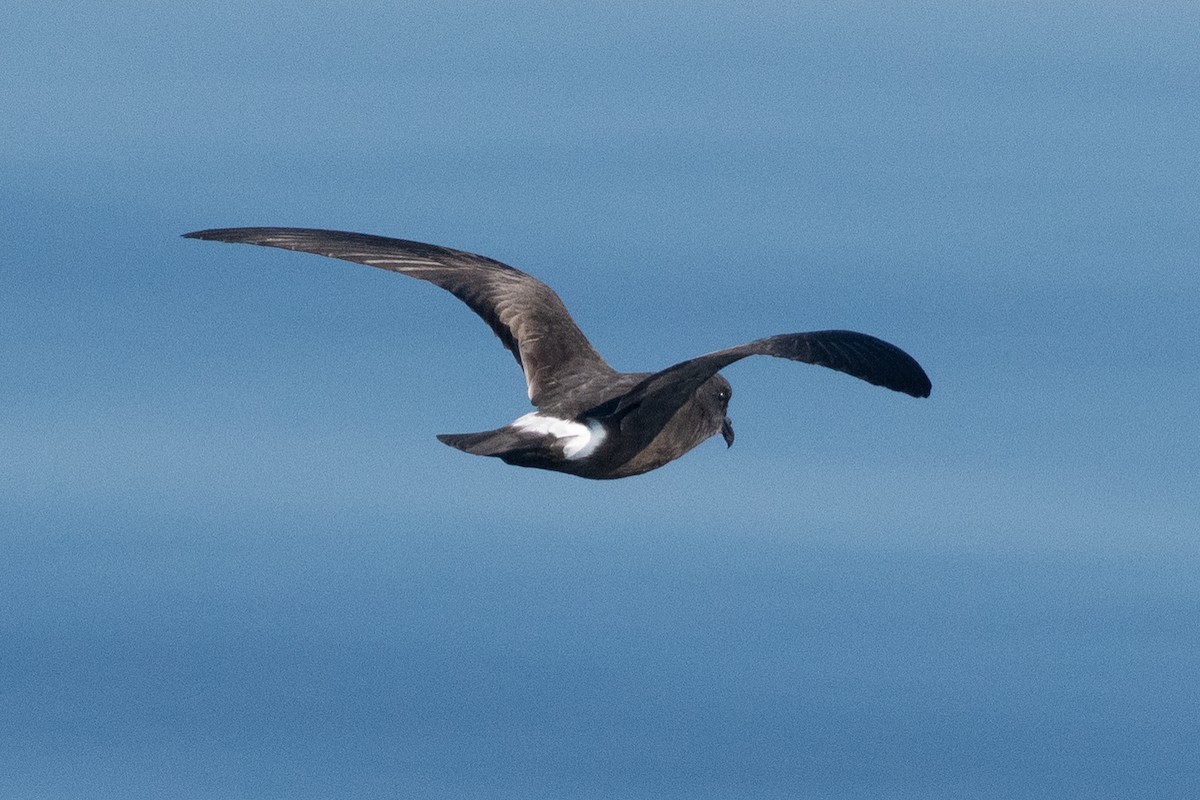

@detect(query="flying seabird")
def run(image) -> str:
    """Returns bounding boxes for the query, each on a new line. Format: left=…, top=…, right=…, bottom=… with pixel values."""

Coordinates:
left=184, top=227, right=930, bottom=479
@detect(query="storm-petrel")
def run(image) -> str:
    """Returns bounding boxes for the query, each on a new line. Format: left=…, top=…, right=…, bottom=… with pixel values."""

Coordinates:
left=184, top=228, right=930, bottom=479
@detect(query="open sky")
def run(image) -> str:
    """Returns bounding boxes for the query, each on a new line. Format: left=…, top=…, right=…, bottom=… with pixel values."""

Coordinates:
left=3, top=2, right=1198, bottom=798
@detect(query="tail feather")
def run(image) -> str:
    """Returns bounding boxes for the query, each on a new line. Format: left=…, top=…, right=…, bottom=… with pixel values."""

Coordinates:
left=437, top=426, right=551, bottom=457
left=437, top=426, right=569, bottom=471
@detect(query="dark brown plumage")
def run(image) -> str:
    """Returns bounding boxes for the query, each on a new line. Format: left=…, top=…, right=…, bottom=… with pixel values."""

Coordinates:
left=184, top=227, right=930, bottom=479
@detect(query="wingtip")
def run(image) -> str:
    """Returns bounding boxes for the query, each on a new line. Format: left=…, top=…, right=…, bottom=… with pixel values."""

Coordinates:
left=183, top=227, right=282, bottom=242
left=180, top=227, right=325, bottom=246
left=182, top=229, right=220, bottom=241
left=182, top=228, right=244, bottom=242
left=902, top=376, right=932, bottom=399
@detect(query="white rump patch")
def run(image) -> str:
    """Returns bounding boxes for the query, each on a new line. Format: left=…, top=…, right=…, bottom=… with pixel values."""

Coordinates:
left=512, top=413, right=606, bottom=460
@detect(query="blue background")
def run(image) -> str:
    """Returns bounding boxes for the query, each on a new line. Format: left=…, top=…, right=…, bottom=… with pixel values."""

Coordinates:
left=3, top=2, right=1198, bottom=797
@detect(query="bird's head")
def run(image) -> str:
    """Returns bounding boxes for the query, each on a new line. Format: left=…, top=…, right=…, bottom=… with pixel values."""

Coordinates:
left=700, top=374, right=735, bottom=448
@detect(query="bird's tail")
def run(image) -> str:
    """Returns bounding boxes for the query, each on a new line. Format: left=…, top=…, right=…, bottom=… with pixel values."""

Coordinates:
left=436, top=426, right=542, bottom=457
left=437, top=425, right=573, bottom=474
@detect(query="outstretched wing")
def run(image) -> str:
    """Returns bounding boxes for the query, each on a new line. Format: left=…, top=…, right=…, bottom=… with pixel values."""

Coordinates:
left=591, top=329, right=930, bottom=445
left=184, top=227, right=615, bottom=409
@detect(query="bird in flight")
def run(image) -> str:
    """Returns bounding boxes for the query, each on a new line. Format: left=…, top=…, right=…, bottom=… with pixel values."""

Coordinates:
left=185, top=228, right=930, bottom=479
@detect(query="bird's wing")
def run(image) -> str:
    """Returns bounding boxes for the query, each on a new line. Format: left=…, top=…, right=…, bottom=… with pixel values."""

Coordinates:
left=590, top=329, right=930, bottom=446
left=184, top=227, right=615, bottom=408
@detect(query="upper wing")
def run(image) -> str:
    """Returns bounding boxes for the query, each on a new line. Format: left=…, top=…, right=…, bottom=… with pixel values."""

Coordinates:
left=184, top=227, right=616, bottom=409
left=590, top=329, right=930, bottom=448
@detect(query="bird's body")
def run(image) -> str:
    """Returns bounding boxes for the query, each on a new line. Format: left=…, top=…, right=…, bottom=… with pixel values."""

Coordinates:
left=185, top=227, right=930, bottom=479
left=437, top=371, right=730, bottom=479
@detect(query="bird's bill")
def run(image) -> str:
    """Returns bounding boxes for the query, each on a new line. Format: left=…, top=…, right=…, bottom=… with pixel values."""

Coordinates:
left=721, top=417, right=735, bottom=448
